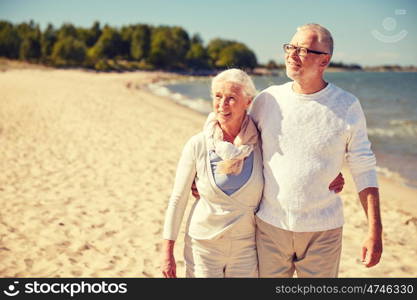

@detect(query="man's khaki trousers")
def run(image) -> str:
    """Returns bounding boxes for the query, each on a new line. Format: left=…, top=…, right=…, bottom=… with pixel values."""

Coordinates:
left=255, top=216, right=343, bottom=278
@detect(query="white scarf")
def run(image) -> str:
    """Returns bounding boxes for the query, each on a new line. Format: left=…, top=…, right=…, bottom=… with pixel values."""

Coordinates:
left=204, top=112, right=258, bottom=175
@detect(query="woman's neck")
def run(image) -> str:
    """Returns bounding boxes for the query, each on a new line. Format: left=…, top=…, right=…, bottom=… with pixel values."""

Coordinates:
left=220, top=124, right=241, bottom=143
left=222, top=130, right=237, bottom=143
left=219, top=114, right=245, bottom=143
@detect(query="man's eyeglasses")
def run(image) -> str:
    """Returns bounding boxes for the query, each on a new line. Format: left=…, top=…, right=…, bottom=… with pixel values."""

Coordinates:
left=283, top=44, right=329, bottom=56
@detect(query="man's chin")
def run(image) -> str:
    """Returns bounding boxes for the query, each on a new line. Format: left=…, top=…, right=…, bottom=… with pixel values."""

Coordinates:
left=285, top=69, right=298, bottom=80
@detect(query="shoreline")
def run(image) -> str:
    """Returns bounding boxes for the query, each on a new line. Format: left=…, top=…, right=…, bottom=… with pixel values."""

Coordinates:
left=2, top=58, right=417, bottom=75
left=0, top=67, right=416, bottom=277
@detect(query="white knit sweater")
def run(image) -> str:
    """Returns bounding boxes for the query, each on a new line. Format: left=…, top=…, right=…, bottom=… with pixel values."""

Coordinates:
left=249, top=82, right=378, bottom=232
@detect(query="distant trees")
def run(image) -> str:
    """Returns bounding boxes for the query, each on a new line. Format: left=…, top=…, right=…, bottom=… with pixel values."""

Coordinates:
left=0, top=21, right=21, bottom=59
left=51, top=36, right=86, bottom=67
left=207, top=39, right=233, bottom=67
left=329, top=61, right=362, bottom=70
left=186, top=34, right=210, bottom=69
left=0, top=20, right=259, bottom=71
left=78, top=21, right=102, bottom=48
left=216, top=42, right=257, bottom=69
left=41, top=24, right=57, bottom=62
left=266, top=59, right=279, bottom=70
left=148, top=26, right=191, bottom=69
left=19, top=33, right=41, bottom=61
left=130, top=25, right=150, bottom=61
left=207, top=38, right=257, bottom=69
left=90, top=26, right=123, bottom=60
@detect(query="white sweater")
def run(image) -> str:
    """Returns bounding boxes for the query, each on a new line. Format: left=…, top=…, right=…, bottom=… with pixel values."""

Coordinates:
left=249, top=82, right=378, bottom=232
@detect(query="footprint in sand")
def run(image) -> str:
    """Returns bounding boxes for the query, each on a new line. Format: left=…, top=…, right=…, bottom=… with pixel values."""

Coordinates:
left=142, top=271, right=152, bottom=277
left=154, top=243, right=161, bottom=252
left=24, top=258, right=34, bottom=269
left=144, top=259, right=151, bottom=267
left=177, top=261, right=184, bottom=268
left=71, top=270, right=83, bottom=276
left=68, top=258, right=77, bottom=265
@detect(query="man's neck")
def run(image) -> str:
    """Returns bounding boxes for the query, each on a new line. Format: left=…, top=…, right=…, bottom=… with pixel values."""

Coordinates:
left=292, top=78, right=328, bottom=94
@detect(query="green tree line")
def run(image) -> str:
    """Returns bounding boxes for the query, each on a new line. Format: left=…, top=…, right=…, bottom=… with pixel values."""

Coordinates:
left=0, top=20, right=258, bottom=71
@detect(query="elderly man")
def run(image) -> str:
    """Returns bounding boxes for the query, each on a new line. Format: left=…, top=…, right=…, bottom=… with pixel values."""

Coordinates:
left=250, top=24, right=382, bottom=278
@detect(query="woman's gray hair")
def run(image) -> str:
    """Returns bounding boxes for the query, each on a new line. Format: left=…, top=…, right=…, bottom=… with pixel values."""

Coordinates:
left=211, top=68, right=257, bottom=99
left=297, top=23, right=334, bottom=55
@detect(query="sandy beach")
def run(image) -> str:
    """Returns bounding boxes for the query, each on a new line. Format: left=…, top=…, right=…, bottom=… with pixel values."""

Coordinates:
left=0, top=67, right=416, bottom=277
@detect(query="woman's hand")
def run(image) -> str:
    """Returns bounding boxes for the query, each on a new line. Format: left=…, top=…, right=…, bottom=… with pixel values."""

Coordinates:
left=161, top=240, right=177, bottom=278
left=329, top=172, right=345, bottom=193
left=161, top=253, right=177, bottom=278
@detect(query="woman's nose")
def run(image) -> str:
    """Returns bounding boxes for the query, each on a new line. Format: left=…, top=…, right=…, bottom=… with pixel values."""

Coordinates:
left=219, top=97, right=228, bottom=108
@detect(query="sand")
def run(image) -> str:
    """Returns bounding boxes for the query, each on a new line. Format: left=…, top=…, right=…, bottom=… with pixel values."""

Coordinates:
left=0, top=68, right=416, bottom=278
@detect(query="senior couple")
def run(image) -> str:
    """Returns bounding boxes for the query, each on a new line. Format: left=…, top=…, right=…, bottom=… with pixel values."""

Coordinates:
left=161, top=24, right=383, bottom=278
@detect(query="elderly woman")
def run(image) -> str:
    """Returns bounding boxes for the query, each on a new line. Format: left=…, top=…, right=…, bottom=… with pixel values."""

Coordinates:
left=162, top=69, right=262, bottom=278
left=161, top=69, right=343, bottom=278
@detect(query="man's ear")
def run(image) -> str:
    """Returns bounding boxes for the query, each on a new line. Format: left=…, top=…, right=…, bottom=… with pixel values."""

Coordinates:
left=321, top=55, right=331, bottom=67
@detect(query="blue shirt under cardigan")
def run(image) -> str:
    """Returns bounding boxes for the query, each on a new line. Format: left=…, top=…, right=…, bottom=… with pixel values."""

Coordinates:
left=209, top=150, right=254, bottom=195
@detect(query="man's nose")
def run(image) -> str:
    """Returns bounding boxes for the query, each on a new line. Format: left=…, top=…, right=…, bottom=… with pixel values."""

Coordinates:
left=289, top=48, right=299, bottom=59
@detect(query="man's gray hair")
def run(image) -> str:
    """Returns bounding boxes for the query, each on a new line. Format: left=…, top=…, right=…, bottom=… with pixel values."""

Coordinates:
left=211, top=68, right=257, bottom=99
left=297, top=23, right=334, bottom=55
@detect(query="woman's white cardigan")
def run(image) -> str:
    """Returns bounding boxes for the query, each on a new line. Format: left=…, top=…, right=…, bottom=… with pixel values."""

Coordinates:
left=163, top=132, right=264, bottom=241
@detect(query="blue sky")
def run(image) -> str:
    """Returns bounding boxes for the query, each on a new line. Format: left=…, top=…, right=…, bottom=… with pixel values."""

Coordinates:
left=1, top=0, right=416, bottom=66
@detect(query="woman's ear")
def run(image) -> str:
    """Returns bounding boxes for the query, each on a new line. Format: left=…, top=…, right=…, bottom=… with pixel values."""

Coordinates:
left=246, top=97, right=253, bottom=109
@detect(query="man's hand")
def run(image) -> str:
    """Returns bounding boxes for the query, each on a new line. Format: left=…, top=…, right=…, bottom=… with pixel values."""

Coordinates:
left=191, top=180, right=200, bottom=199
left=359, top=187, right=383, bottom=268
left=361, top=235, right=383, bottom=268
left=329, top=172, right=344, bottom=193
